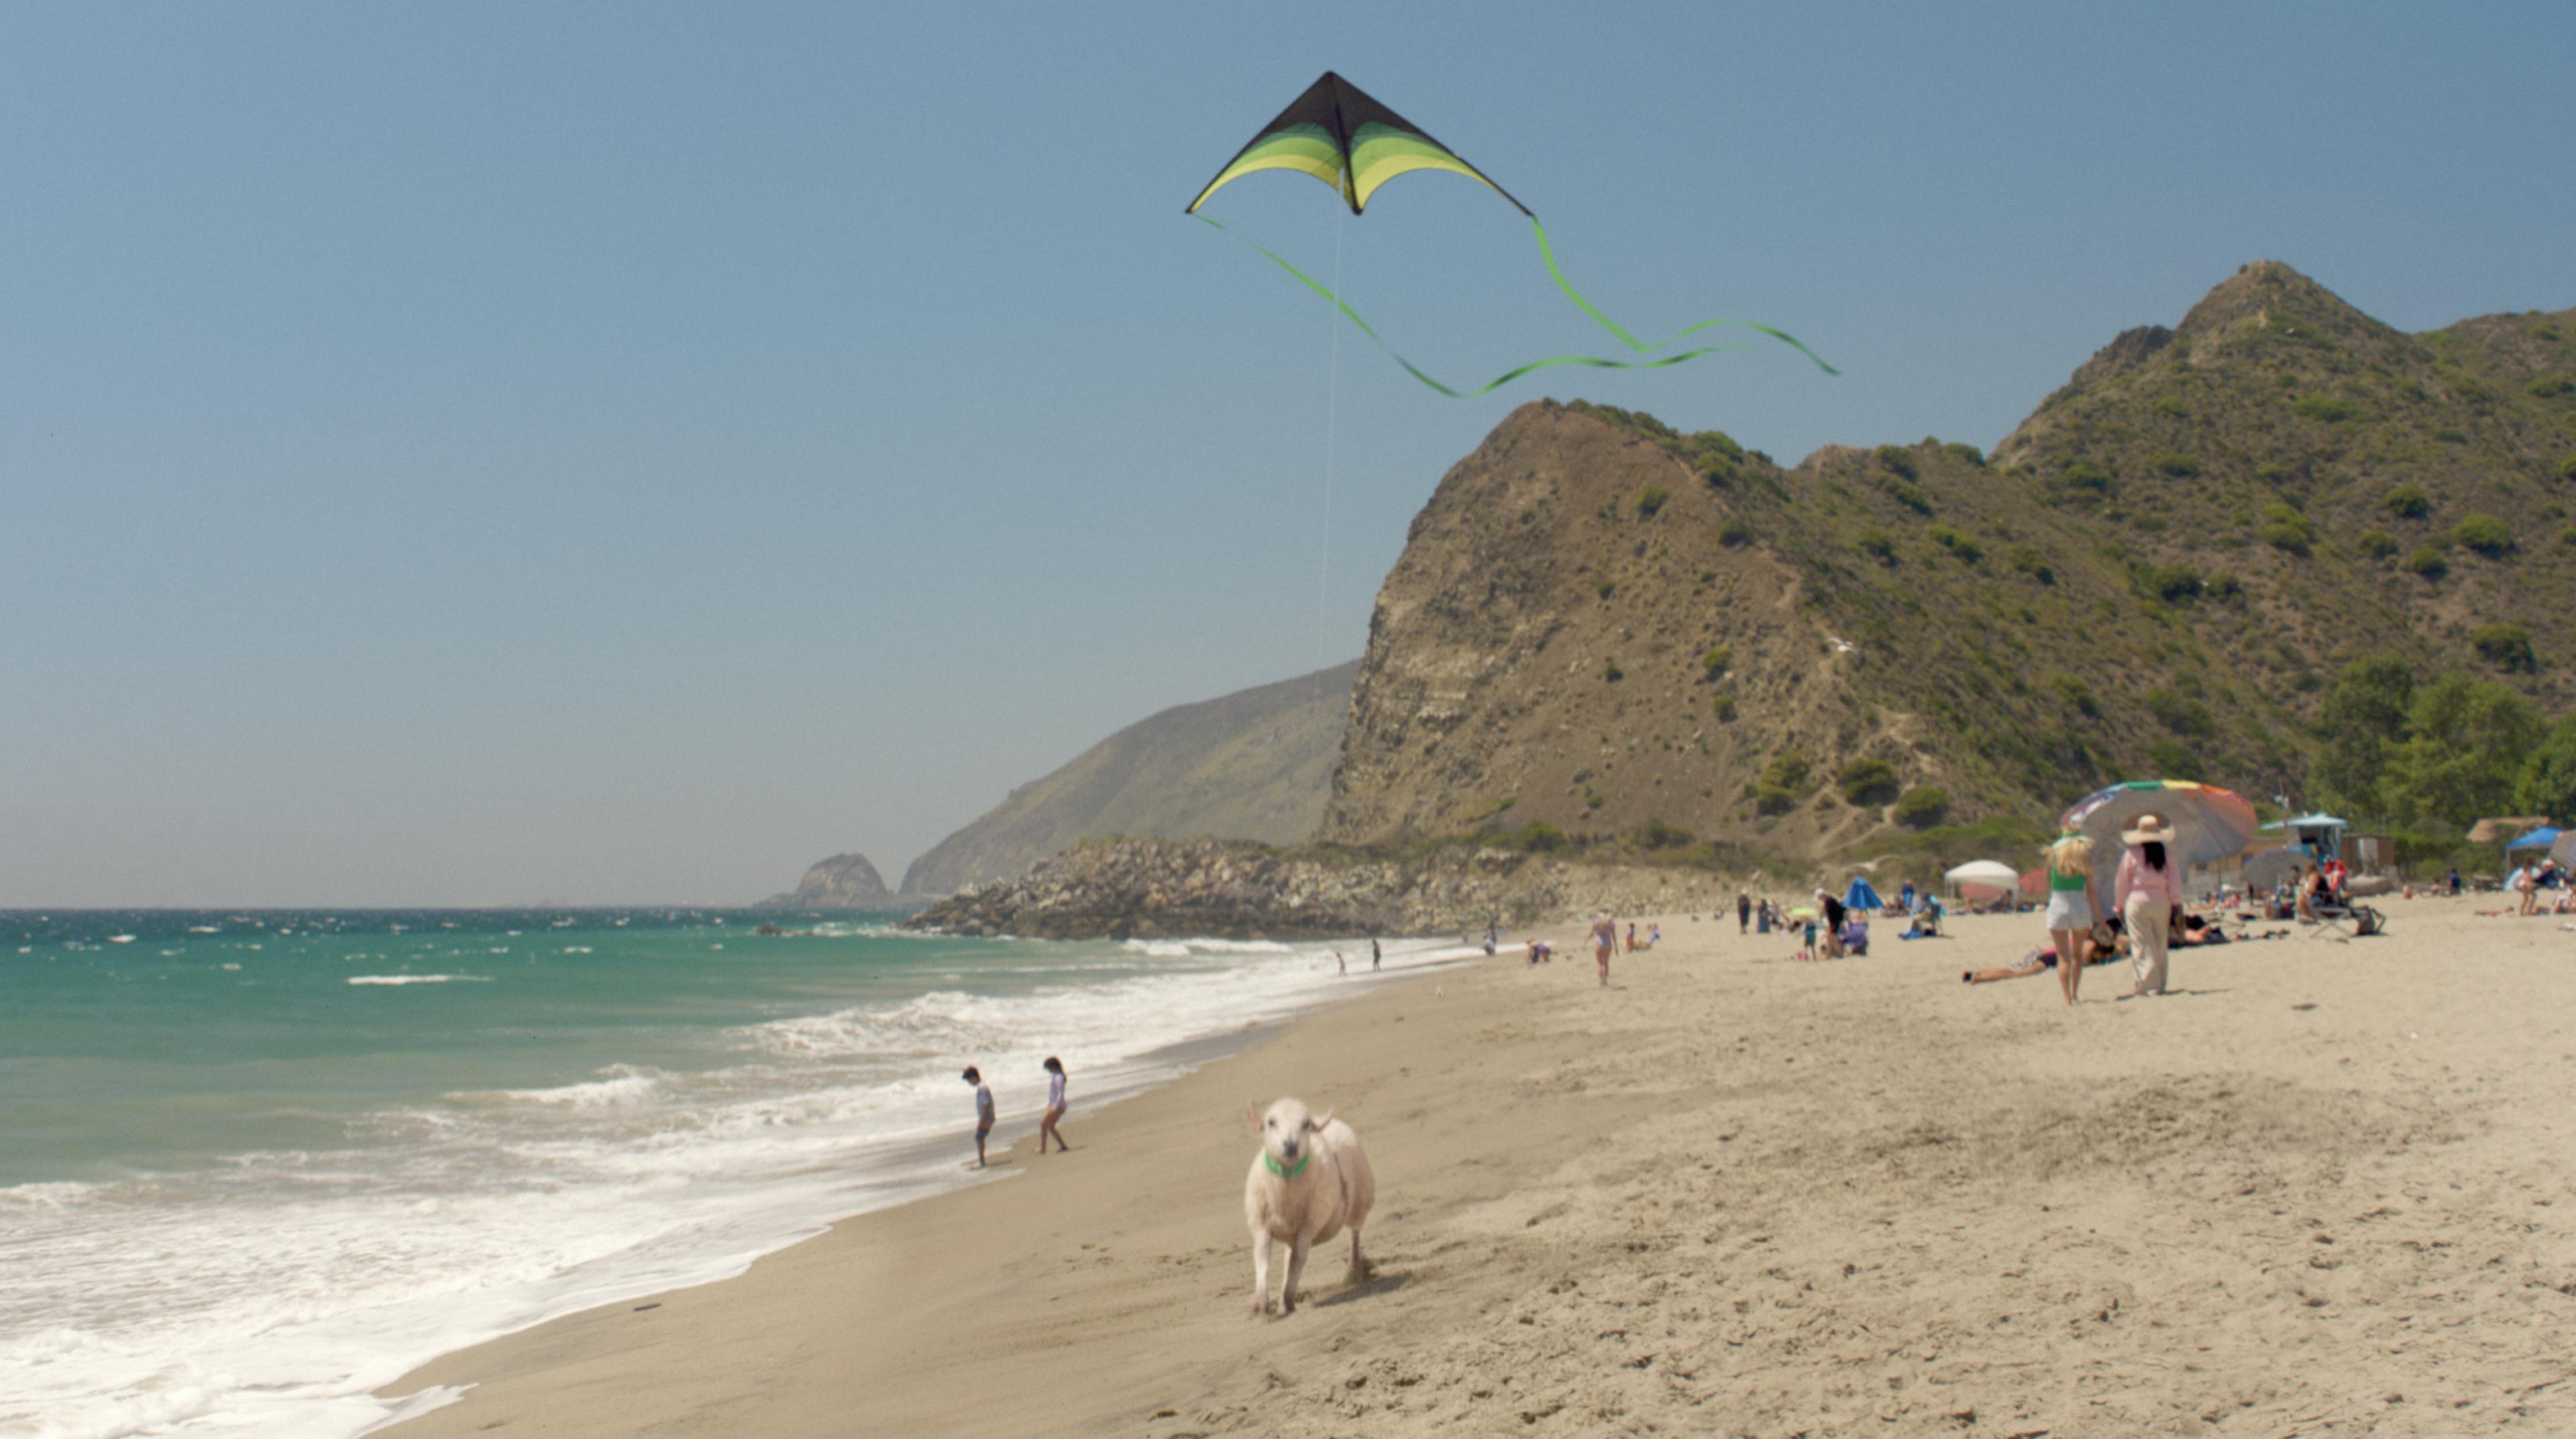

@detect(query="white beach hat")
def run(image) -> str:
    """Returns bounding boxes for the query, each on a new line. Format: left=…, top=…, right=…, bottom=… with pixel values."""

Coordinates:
left=2121, top=813, right=2171, bottom=846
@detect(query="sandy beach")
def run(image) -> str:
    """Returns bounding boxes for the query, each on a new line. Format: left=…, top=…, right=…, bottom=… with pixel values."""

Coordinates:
left=384, top=894, right=2576, bottom=1436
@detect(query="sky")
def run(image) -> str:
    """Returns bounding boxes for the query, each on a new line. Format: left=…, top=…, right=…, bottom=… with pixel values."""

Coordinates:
left=4, top=2, right=2571, bottom=906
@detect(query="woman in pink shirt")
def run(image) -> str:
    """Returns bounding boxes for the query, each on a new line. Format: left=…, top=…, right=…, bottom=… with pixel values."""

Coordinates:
left=2115, top=814, right=2184, bottom=997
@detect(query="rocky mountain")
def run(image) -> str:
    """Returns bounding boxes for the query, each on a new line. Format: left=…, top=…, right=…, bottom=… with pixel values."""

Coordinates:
left=758, top=853, right=896, bottom=908
left=1322, top=262, right=2576, bottom=866
left=900, top=660, right=1358, bottom=896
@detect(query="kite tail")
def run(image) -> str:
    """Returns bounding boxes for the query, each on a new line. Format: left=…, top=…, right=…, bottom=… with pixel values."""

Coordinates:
left=1529, top=217, right=1839, bottom=376
left=1195, top=215, right=1762, bottom=394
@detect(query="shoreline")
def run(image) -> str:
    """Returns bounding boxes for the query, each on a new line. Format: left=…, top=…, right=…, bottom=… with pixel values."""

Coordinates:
left=382, top=895, right=2576, bottom=1436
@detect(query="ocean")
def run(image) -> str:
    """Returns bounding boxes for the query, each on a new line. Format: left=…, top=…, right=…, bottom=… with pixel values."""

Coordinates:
left=0, top=908, right=1465, bottom=1438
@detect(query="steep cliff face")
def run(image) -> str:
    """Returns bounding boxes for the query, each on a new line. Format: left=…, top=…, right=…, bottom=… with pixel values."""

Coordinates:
left=1322, top=262, right=2576, bottom=863
left=1320, top=403, right=1892, bottom=855
left=901, top=660, right=1358, bottom=896
left=759, top=853, right=894, bottom=908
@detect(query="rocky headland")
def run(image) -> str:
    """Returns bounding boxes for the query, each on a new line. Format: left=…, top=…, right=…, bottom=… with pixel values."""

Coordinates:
left=757, top=853, right=899, bottom=908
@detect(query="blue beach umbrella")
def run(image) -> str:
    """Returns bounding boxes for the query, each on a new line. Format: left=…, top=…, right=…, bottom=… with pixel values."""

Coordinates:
left=1844, top=876, right=1882, bottom=912
left=2507, top=827, right=2561, bottom=851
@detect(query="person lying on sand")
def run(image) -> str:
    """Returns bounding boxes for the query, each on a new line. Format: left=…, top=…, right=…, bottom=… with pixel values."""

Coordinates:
left=1965, top=919, right=2120, bottom=983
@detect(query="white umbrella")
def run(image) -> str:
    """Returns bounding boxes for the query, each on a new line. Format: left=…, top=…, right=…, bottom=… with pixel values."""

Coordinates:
left=1945, top=859, right=2022, bottom=903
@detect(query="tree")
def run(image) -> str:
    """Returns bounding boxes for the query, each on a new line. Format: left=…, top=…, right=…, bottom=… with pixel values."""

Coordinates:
left=2376, top=675, right=2544, bottom=832
left=2310, top=656, right=2414, bottom=818
left=2517, top=714, right=2576, bottom=822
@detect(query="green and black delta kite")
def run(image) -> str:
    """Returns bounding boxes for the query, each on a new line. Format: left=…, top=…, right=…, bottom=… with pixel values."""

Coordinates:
left=1187, top=70, right=1834, bottom=396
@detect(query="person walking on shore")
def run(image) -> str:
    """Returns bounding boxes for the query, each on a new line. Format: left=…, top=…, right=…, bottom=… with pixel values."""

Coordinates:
left=1038, top=1057, right=1070, bottom=1154
left=1589, top=914, right=1615, bottom=985
left=2116, top=816, right=2183, bottom=998
left=1371, top=937, right=1381, bottom=971
left=1736, top=892, right=1752, bottom=933
left=2041, top=831, right=2102, bottom=1007
left=963, top=1066, right=996, bottom=1168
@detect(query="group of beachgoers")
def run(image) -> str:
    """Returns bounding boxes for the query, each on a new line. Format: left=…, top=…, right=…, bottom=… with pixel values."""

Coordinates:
left=1531, top=916, right=1661, bottom=985
left=1998, top=814, right=2241, bottom=1005
left=958, top=1056, right=1071, bottom=1169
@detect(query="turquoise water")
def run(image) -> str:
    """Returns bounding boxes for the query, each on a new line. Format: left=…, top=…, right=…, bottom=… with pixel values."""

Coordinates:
left=0, top=907, right=1458, bottom=1439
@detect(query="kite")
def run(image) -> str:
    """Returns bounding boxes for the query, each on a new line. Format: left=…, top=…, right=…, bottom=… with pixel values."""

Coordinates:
left=1188, top=71, right=1835, bottom=396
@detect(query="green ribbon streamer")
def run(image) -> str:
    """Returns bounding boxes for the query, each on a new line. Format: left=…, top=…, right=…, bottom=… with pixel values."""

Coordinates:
left=1530, top=218, right=1839, bottom=376
left=1193, top=214, right=1833, bottom=398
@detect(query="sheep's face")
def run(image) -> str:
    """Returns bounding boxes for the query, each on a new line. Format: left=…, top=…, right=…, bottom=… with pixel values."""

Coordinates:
left=1250, top=1098, right=1328, bottom=1167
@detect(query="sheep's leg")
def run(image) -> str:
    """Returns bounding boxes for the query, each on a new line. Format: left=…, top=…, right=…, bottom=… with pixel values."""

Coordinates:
left=1248, top=1230, right=1273, bottom=1317
left=1281, top=1233, right=1312, bottom=1316
left=1346, top=1226, right=1368, bottom=1283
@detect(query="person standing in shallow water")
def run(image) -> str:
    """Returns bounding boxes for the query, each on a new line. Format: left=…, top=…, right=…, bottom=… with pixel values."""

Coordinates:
left=1038, top=1057, right=1070, bottom=1154
left=1370, top=937, right=1381, bottom=971
left=1736, top=892, right=1752, bottom=933
left=963, top=1066, right=996, bottom=1168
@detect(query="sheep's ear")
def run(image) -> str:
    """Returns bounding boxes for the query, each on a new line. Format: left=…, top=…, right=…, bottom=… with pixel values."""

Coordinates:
left=1309, top=1110, right=1333, bottom=1132
left=1245, top=1102, right=1262, bottom=1132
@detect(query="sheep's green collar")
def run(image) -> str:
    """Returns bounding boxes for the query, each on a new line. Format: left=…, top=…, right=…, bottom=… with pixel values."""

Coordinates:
left=1264, top=1151, right=1311, bottom=1179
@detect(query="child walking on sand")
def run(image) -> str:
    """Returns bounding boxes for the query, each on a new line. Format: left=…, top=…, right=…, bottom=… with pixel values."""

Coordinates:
left=1038, top=1057, right=1070, bottom=1154
left=963, top=1065, right=995, bottom=1168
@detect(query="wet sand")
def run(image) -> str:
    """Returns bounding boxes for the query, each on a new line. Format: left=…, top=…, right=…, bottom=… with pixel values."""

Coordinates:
left=385, top=892, right=2576, bottom=1436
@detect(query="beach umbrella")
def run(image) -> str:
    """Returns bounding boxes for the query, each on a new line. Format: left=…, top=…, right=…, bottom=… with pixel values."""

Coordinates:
left=2506, top=826, right=2561, bottom=851
left=1844, top=875, right=1882, bottom=912
left=2061, top=780, right=2259, bottom=898
left=1944, top=859, right=2022, bottom=904
left=1786, top=905, right=1819, bottom=921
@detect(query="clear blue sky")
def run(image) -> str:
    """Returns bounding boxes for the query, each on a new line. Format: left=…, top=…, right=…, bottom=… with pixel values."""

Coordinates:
left=5, top=3, right=2569, bottom=905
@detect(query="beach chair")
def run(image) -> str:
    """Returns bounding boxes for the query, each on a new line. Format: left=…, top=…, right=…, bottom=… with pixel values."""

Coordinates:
left=2301, top=898, right=2385, bottom=940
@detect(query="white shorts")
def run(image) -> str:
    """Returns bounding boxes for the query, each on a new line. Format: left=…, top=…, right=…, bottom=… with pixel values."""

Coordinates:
left=2043, top=892, right=2094, bottom=932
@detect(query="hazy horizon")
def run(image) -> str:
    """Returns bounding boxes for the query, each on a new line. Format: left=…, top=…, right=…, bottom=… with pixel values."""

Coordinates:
left=7, top=2, right=2570, bottom=906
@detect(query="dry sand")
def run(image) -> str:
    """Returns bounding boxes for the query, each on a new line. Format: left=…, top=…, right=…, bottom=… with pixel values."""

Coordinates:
left=386, top=894, right=2576, bottom=1436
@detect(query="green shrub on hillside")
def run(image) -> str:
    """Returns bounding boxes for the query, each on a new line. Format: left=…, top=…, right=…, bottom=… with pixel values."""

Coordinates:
left=2153, top=396, right=2188, bottom=417
left=1711, top=693, right=1738, bottom=723
left=2471, top=623, right=2537, bottom=673
left=1760, top=750, right=1812, bottom=792
left=1752, top=785, right=1798, bottom=816
left=2007, top=545, right=2055, bottom=584
left=2293, top=393, right=2360, bottom=422
left=2258, top=502, right=2318, bottom=555
left=1517, top=821, right=1569, bottom=853
left=1879, top=476, right=1934, bottom=515
left=2206, top=572, right=2245, bottom=602
left=2528, top=374, right=2573, bottom=398
left=2149, top=451, right=2201, bottom=478
left=1835, top=758, right=1902, bottom=806
left=2408, top=547, right=2449, bottom=579
left=2051, top=674, right=2101, bottom=717
left=1701, top=646, right=1733, bottom=680
left=1856, top=530, right=1898, bottom=566
left=2559, top=526, right=2576, bottom=551
left=2145, top=686, right=2216, bottom=738
left=1718, top=517, right=1754, bottom=546
left=2454, top=511, right=2513, bottom=557
left=2359, top=529, right=2400, bottom=558
left=1891, top=786, right=1950, bottom=829
left=1874, top=444, right=1919, bottom=480
left=2558, top=455, right=2576, bottom=480
left=2145, top=737, right=2206, bottom=780
left=1636, top=486, right=1668, bottom=517
left=1639, top=818, right=1697, bottom=850
left=1943, top=441, right=1986, bottom=467
left=2383, top=484, right=2432, bottom=519
left=2143, top=563, right=2203, bottom=600
left=1603, top=660, right=1625, bottom=683
left=1928, top=525, right=1983, bottom=562
left=1597, top=580, right=1615, bottom=600
left=2061, top=460, right=2112, bottom=494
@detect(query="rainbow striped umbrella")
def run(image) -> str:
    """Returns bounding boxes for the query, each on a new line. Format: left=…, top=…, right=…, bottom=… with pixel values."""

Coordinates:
left=2061, top=780, right=2261, bottom=896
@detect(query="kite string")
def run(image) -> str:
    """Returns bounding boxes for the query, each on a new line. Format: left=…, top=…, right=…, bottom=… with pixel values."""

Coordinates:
left=1316, top=208, right=1342, bottom=674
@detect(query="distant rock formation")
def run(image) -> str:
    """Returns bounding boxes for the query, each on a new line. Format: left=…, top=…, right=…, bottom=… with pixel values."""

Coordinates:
left=900, top=660, right=1358, bottom=897
left=908, top=835, right=1717, bottom=941
left=759, top=853, right=896, bottom=908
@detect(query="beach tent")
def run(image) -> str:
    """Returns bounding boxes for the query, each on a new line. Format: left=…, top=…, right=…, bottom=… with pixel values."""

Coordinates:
left=2554, top=832, right=2576, bottom=870
left=2506, top=827, right=2561, bottom=852
left=2262, top=813, right=2352, bottom=864
left=1944, top=860, right=2022, bottom=904
left=1844, top=876, right=1882, bottom=912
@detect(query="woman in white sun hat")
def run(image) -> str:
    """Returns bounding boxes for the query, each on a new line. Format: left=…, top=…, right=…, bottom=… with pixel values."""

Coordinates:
left=2115, top=814, right=2184, bottom=997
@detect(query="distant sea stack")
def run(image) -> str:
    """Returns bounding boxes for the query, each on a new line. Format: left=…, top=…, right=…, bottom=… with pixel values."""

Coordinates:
left=900, top=659, right=1359, bottom=897
left=759, top=853, right=896, bottom=908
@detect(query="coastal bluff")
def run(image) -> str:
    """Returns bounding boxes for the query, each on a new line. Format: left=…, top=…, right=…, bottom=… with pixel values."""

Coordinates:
left=757, top=853, right=896, bottom=908
left=906, top=835, right=1715, bottom=941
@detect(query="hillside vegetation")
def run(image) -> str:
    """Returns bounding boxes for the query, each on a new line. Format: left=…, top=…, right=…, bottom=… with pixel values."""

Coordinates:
left=1322, top=262, right=2576, bottom=876
left=901, top=660, right=1358, bottom=896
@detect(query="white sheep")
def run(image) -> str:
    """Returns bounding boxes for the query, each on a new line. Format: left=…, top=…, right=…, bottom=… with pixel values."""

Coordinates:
left=1242, top=1096, right=1375, bottom=1316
